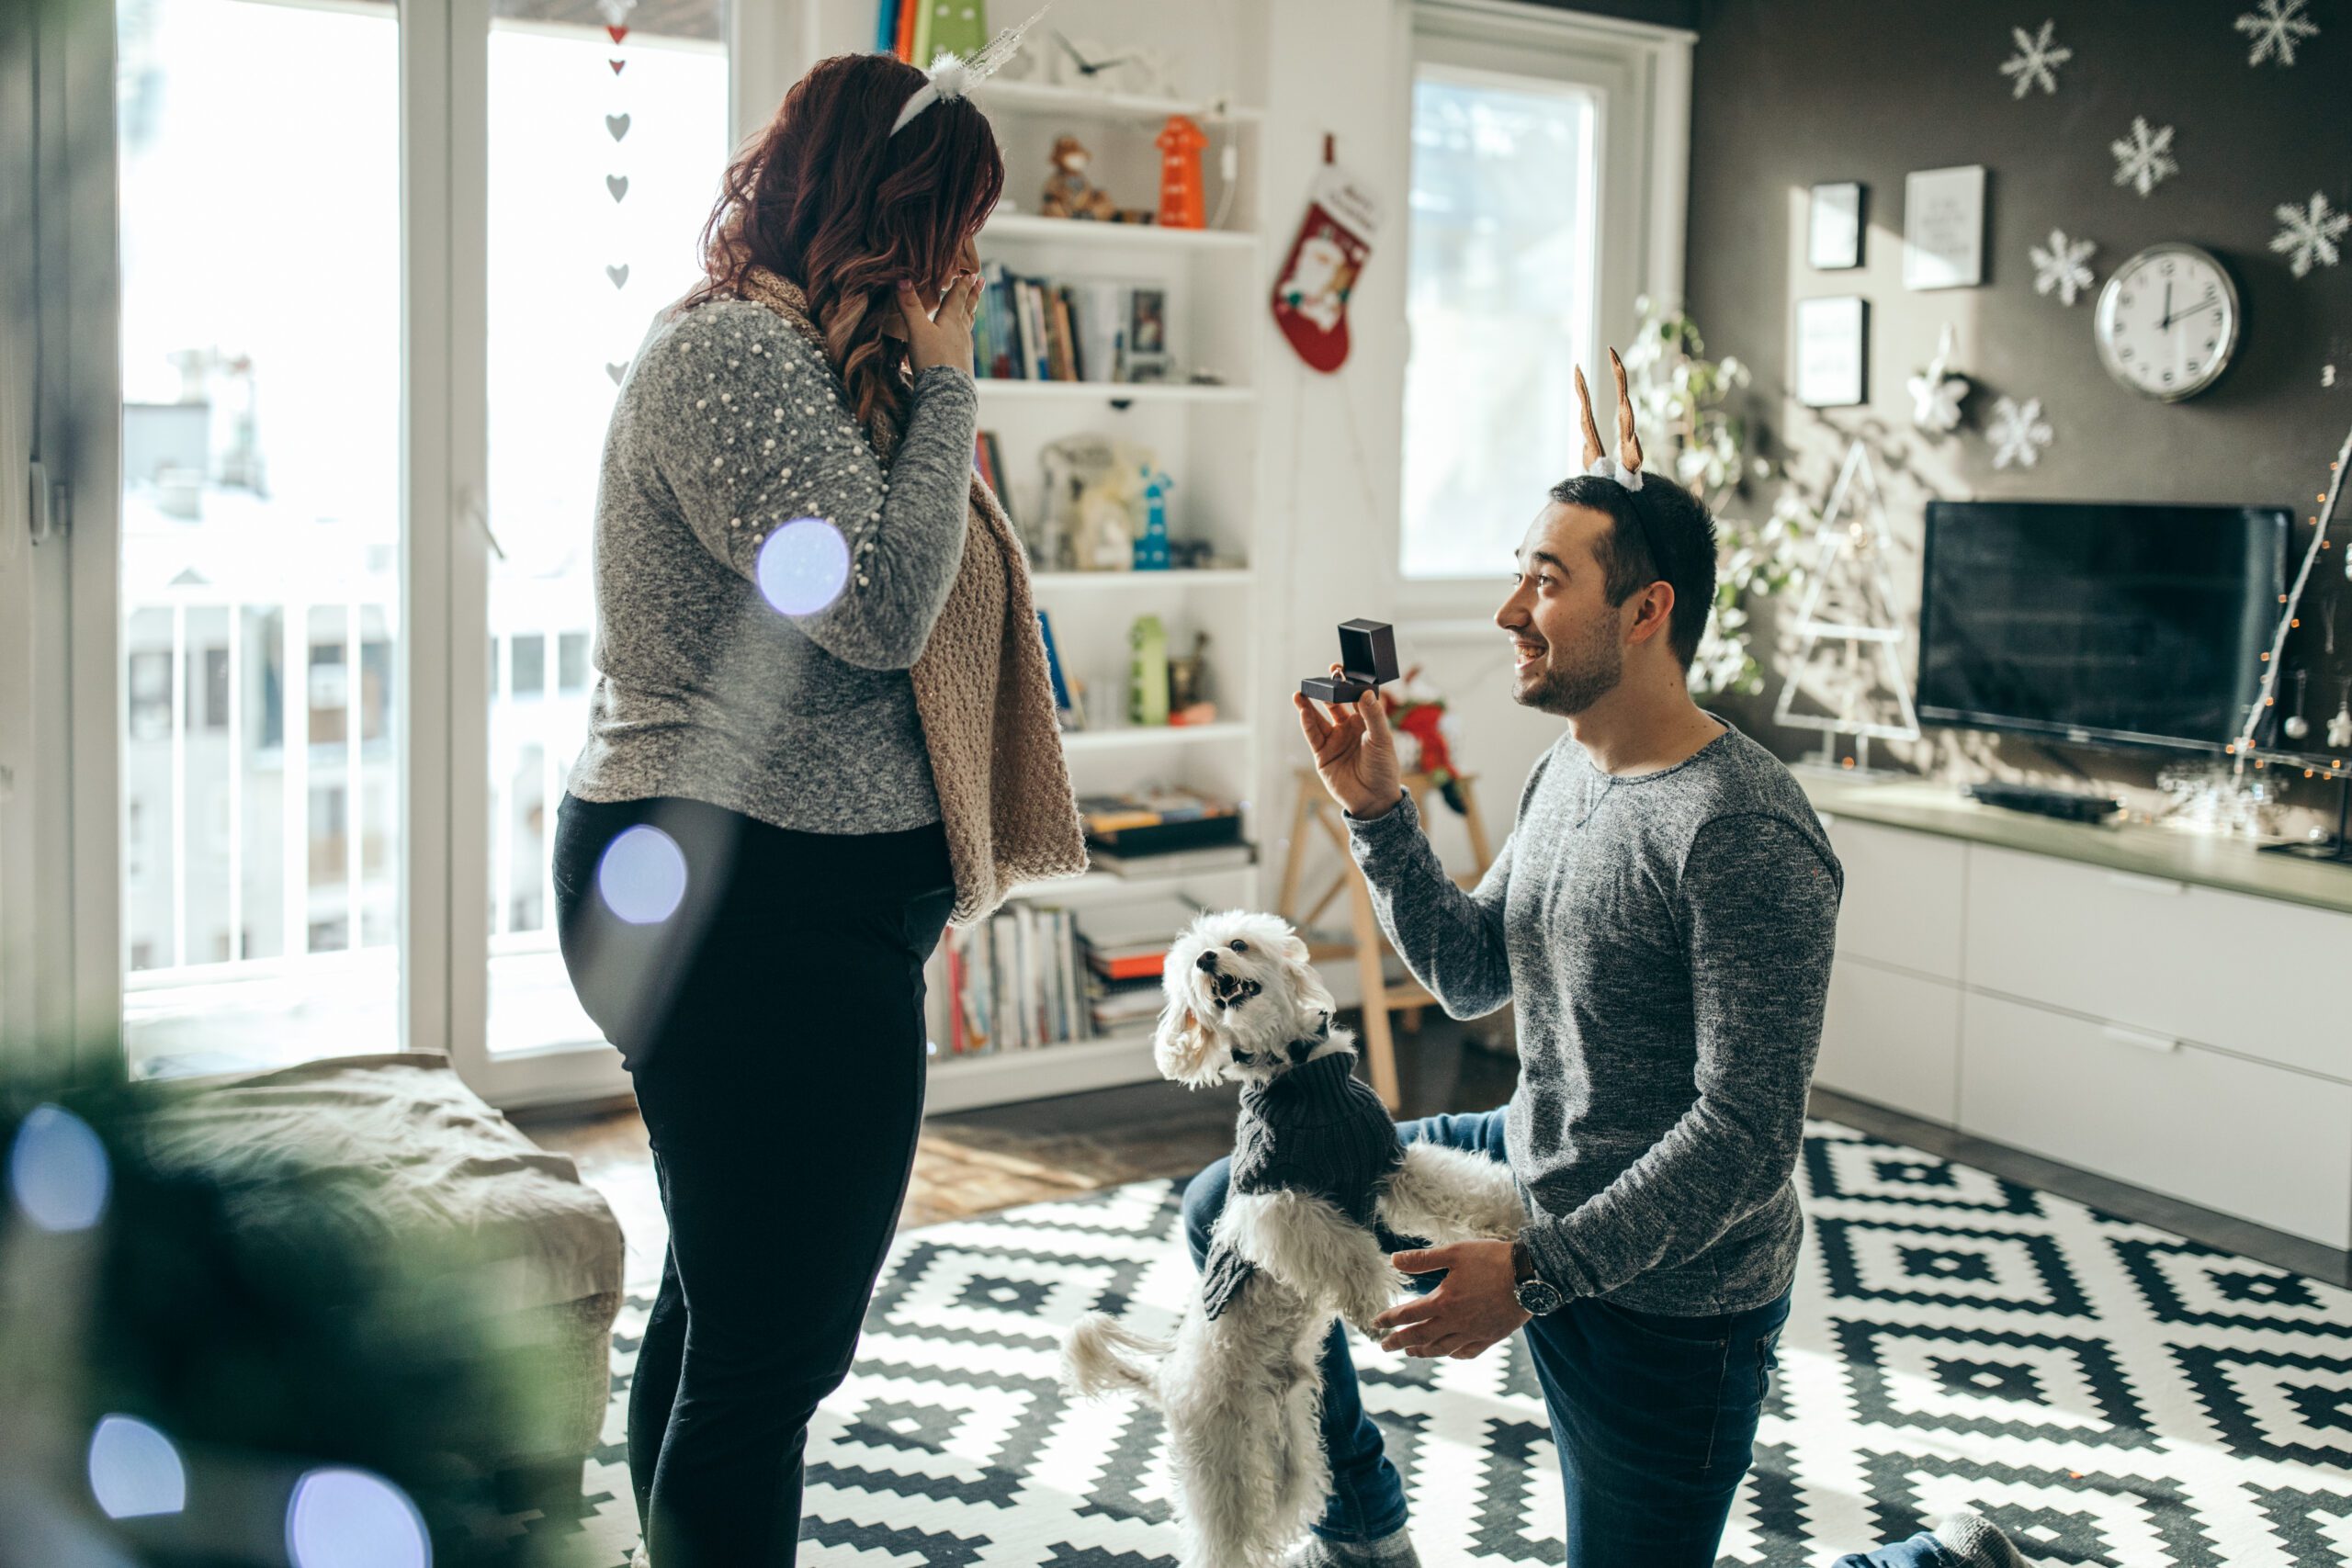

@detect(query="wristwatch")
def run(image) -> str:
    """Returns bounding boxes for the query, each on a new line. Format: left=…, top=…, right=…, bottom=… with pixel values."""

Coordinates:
left=1511, top=1236, right=1565, bottom=1316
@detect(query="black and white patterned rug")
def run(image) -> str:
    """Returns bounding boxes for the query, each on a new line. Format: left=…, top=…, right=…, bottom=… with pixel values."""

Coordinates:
left=492, top=1120, right=2352, bottom=1566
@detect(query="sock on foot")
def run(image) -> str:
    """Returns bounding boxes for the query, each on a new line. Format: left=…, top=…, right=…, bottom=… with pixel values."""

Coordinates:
left=1285, top=1525, right=1420, bottom=1568
left=1932, top=1509, right=2030, bottom=1568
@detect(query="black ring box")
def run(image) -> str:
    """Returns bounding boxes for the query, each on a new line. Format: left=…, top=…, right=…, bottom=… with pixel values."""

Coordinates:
left=1300, top=618, right=1401, bottom=705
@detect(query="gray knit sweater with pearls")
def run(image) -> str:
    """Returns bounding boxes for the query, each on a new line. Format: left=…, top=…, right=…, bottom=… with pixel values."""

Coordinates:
left=566, top=299, right=979, bottom=835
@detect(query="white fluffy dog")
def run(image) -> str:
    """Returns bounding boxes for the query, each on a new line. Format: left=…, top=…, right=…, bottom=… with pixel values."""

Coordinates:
left=1062, top=910, right=1527, bottom=1568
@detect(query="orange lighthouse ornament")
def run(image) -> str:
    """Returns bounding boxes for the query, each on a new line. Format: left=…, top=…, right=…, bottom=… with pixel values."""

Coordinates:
left=1155, top=113, right=1208, bottom=230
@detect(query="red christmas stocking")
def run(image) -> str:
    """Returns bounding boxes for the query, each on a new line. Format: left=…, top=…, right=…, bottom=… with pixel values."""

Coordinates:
left=1270, top=149, right=1379, bottom=374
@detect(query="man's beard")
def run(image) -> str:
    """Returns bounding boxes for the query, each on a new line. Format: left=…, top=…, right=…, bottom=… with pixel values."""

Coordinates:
left=1514, top=614, right=1623, bottom=716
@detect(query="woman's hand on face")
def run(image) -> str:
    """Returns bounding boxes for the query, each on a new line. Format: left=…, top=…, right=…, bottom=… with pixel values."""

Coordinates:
left=896, top=246, right=983, bottom=376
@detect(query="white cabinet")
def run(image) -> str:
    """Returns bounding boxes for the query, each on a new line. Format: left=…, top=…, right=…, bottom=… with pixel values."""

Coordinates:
left=1965, top=844, right=2352, bottom=1081
left=1819, top=958, right=1962, bottom=1124
left=1813, top=796, right=2352, bottom=1250
left=1960, top=990, right=2352, bottom=1247
left=1823, top=817, right=1965, bottom=980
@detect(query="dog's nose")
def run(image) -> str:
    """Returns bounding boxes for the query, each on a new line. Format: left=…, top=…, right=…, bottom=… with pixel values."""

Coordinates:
left=1195, top=950, right=1219, bottom=973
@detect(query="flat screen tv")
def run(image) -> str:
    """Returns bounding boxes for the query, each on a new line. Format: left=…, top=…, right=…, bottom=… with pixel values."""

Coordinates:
left=1916, top=500, right=2289, bottom=755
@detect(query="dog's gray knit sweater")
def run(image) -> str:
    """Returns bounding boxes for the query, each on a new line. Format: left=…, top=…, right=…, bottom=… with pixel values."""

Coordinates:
left=1201, top=1051, right=1405, bottom=1320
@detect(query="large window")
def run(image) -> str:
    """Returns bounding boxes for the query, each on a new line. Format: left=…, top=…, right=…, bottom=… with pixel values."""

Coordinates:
left=103, top=0, right=731, bottom=1089
left=1399, top=63, right=1599, bottom=582
left=116, top=0, right=403, bottom=1077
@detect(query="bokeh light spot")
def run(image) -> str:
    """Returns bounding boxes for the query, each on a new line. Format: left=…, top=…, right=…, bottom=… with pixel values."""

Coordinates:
left=286, top=1468, right=429, bottom=1568
left=756, top=517, right=850, bottom=615
left=88, top=1416, right=186, bottom=1519
left=597, top=825, right=688, bottom=926
left=8, top=1103, right=110, bottom=1233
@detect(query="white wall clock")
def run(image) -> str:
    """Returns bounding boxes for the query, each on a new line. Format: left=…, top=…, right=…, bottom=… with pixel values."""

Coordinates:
left=2093, top=243, right=2240, bottom=401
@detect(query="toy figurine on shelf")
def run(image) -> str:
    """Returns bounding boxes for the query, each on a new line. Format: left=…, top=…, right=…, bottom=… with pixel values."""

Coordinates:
left=1168, top=630, right=1216, bottom=726
left=1040, top=134, right=1120, bottom=221
left=1132, top=468, right=1171, bottom=570
left=1156, top=113, right=1208, bottom=230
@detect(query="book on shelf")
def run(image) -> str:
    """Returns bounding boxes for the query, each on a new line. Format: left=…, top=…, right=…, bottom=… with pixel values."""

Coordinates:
left=1085, top=840, right=1256, bottom=877
left=928, top=905, right=1093, bottom=1057
left=1076, top=893, right=1201, bottom=983
left=1088, top=974, right=1166, bottom=1034
left=1036, top=610, right=1076, bottom=720
left=976, top=264, right=1165, bottom=387
left=972, top=430, right=1017, bottom=530
left=1078, top=788, right=1245, bottom=856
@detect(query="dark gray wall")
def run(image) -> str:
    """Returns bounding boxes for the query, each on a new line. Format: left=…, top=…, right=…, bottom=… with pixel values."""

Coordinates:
left=1687, top=0, right=2352, bottom=823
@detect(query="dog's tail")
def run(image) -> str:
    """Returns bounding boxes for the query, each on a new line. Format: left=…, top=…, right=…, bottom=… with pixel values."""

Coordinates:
left=1061, top=1311, right=1170, bottom=1400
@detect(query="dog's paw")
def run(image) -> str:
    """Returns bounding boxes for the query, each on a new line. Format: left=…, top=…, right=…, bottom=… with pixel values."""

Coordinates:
left=1340, top=1271, right=1408, bottom=1339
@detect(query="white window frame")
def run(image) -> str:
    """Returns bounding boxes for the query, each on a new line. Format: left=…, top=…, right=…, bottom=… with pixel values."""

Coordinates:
left=1394, top=0, right=1690, bottom=629
left=27, top=0, right=765, bottom=1107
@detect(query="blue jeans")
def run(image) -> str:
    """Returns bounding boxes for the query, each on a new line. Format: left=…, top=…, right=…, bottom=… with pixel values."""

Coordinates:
left=1182, top=1106, right=1959, bottom=1568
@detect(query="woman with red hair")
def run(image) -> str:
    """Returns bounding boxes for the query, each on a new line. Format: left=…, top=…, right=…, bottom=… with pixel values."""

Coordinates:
left=552, top=48, right=1083, bottom=1567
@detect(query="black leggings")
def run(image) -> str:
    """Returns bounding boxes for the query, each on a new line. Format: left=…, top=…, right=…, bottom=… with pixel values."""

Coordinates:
left=552, top=794, right=955, bottom=1568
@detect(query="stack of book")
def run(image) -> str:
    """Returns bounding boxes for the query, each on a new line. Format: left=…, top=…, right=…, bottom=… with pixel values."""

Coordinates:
left=1079, top=789, right=1246, bottom=858
left=1075, top=895, right=1201, bottom=1037
left=974, top=262, right=1142, bottom=386
left=932, top=905, right=1091, bottom=1057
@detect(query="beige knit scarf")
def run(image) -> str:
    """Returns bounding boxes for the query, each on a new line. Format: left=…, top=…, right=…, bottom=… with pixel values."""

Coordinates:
left=736, top=270, right=1087, bottom=925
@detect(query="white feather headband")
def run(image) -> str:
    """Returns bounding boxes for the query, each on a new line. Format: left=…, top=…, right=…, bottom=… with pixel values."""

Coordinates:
left=889, top=5, right=1051, bottom=136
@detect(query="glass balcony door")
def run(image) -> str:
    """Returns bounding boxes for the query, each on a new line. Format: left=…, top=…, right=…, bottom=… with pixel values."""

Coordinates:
left=82, top=0, right=731, bottom=1104
left=113, top=0, right=409, bottom=1079
left=445, top=0, right=731, bottom=1105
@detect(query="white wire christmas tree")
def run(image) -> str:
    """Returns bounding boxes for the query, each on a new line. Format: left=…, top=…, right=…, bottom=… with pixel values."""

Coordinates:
left=1771, top=438, right=1920, bottom=772
left=2227, top=419, right=2352, bottom=860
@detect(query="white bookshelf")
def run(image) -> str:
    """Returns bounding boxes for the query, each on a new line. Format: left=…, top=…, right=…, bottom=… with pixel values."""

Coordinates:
left=984, top=212, right=1257, bottom=254
left=971, top=78, right=1266, bottom=126
left=909, top=8, right=1274, bottom=1115
left=926, top=1031, right=1163, bottom=1115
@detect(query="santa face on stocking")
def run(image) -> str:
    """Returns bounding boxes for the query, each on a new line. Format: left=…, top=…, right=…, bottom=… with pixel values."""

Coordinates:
left=1271, top=153, right=1379, bottom=374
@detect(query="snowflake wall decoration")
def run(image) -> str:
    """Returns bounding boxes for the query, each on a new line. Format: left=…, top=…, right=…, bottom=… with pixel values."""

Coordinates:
left=1907, top=323, right=1967, bottom=434
left=1987, top=396, right=2053, bottom=470
left=1998, top=20, right=2072, bottom=97
left=2110, top=117, right=2177, bottom=197
left=2030, top=230, right=2097, bottom=305
left=2271, top=192, right=2348, bottom=278
left=2235, top=0, right=2317, bottom=67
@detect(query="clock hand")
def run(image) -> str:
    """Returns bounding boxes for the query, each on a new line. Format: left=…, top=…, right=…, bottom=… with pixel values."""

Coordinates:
left=2158, top=281, right=2175, bottom=331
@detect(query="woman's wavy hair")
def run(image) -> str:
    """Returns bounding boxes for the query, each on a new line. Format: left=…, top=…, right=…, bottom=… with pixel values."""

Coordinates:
left=688, top=52, right=1004, bottom=442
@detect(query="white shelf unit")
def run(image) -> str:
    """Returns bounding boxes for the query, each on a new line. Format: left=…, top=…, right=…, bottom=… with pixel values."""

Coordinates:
left=915, top=28, right=1272, bottom=1115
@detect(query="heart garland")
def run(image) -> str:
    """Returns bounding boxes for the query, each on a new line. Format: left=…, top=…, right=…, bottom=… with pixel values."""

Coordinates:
left=601, top=0, right=639, bottom=400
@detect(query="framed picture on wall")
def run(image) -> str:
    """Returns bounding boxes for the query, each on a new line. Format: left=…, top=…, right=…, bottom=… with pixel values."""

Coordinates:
left=1794, top=296, right=1868, bottom=407
left=1809, top=182, right=1863, bottom=270
left=1904, top=164, right=1985, bottom=289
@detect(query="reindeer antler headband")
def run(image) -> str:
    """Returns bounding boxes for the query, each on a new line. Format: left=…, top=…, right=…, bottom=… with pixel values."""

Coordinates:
left=889, top=5, right=1051, bottom=135
left=1573, top=348, right=1646, bottom=493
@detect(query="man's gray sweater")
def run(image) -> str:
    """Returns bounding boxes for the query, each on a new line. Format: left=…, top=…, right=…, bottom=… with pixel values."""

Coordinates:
left=567, top=299, right=979, bottom=835
left=1346, top=716, right=1842, bottom=1315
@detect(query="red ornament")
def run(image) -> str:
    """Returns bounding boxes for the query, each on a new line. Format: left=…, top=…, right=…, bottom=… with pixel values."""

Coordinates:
left=606, top=22, right=628, bottom=42
left=1155, top=114, right=1208, bottom=231
left=608, top=57, right=627, bottom=73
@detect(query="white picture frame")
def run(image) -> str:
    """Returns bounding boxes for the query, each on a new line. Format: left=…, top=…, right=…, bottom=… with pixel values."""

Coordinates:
left=1809, top=182, right=1863, bottom=270
left=1904, top=164, right=1985, bottom=290
left=1794, top=296, right=1868, bottom=408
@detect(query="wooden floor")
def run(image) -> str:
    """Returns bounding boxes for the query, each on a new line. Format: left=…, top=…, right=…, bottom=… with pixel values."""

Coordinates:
left=524, top=1020, right=1519, bottom=1279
